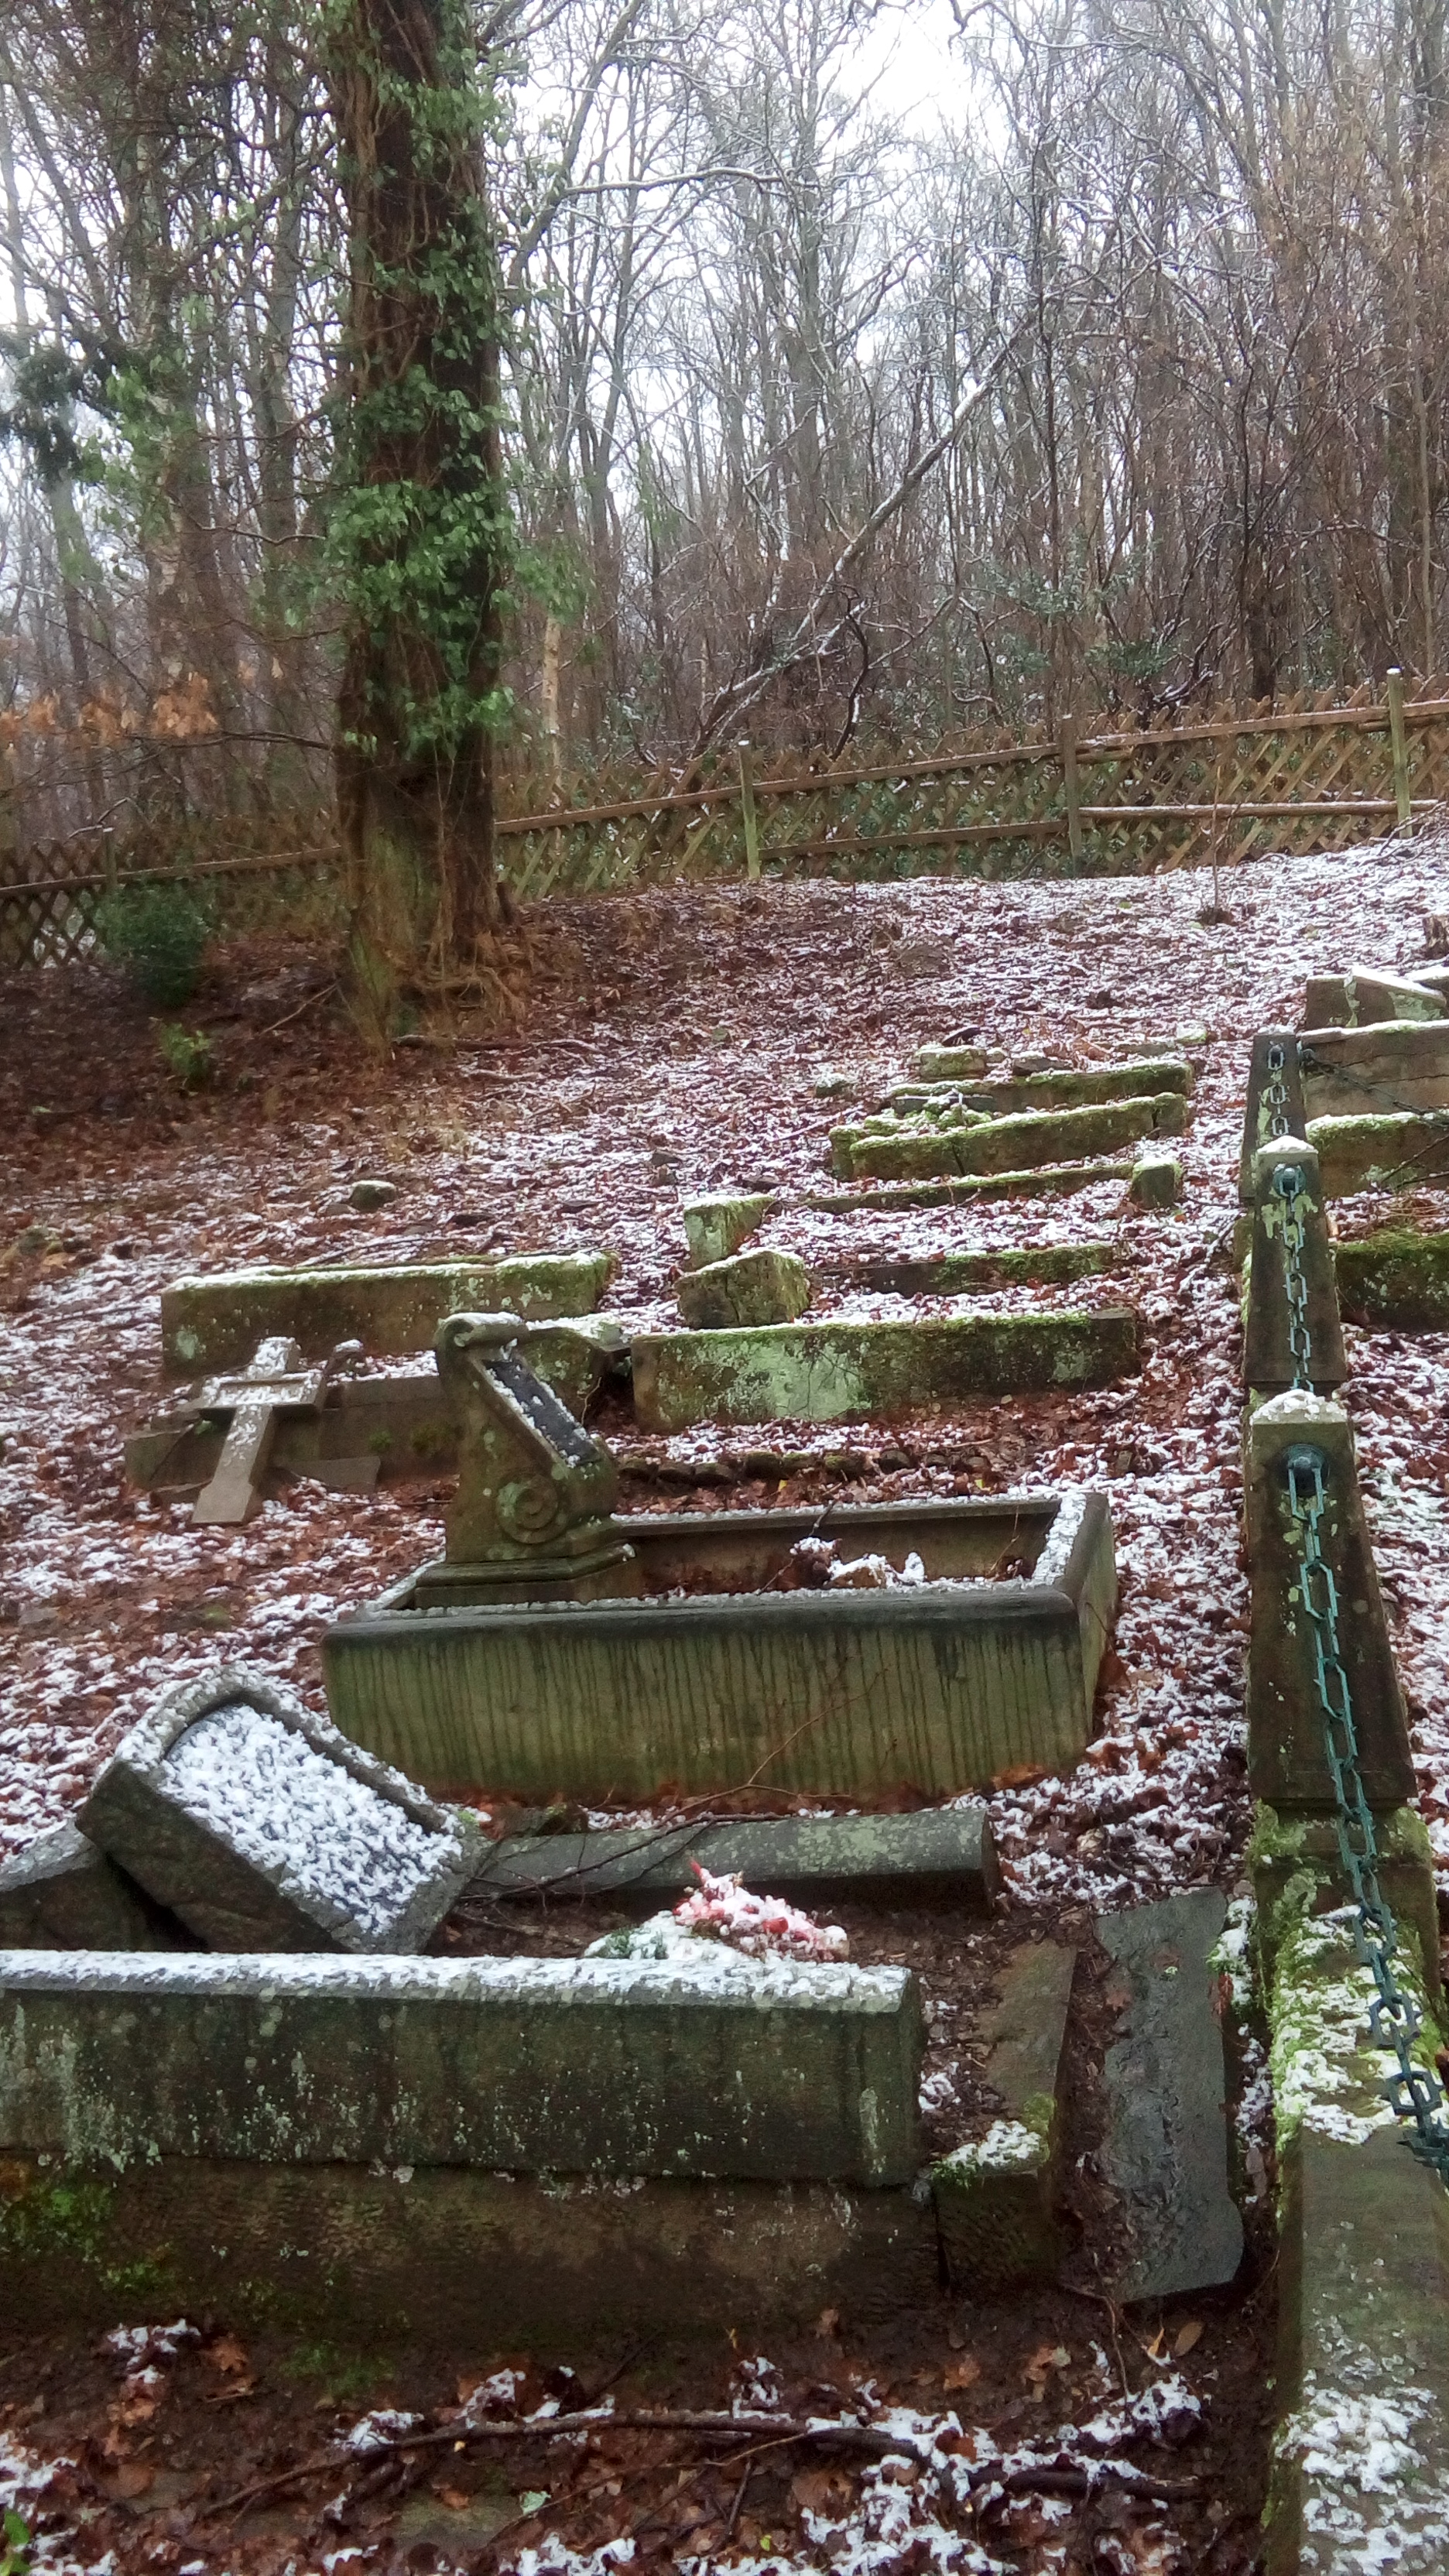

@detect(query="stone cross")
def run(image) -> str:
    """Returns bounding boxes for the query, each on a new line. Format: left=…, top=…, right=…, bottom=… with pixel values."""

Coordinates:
left=192, top=1335, right=334, bottom=1526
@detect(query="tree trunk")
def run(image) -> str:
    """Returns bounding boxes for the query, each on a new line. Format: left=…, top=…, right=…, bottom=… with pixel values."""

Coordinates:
left=326, top=0, right=510, bottom=1044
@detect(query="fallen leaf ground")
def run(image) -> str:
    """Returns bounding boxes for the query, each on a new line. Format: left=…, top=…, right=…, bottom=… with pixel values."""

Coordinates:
left=3, top=836, right=1449, bottom=2572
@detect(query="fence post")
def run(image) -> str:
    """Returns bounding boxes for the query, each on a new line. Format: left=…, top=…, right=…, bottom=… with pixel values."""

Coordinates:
left=738, top=739, right=761, bottom=882
left=1387, top=667, right=1413, bottom=836
left=1058, top=714, right=1084, bottom=862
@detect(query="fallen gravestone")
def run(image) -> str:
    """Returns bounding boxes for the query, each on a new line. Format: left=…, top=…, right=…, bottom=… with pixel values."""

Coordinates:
left=77, top=1666, right=483, bottom=1952
left=0, top=1821, right=192, bottom=1951
left=675, top=1248, right=812, bottom=1329
left=1097, top=1890, right=1243, bottom=2300
left=470, top=1805, right=1002, bottom=1913
left=190, top=1335, right=334, bottom=1526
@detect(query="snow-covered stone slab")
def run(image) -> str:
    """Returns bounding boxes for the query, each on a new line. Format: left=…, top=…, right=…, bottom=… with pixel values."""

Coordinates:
left=77, top=1667, right=483, bottom=1954
left=0, top=1946, right=923, bottom=2184
left=0, top=1822, right=190, bottom=1951
left=1098, top=1891, right=1243, bottom=2301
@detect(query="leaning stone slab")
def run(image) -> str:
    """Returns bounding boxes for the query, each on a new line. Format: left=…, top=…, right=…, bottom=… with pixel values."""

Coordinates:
left=847, top=1094, right=1187, bottom=1184
left=0, top=2159, right=940, bottom=2350
left=815, top=1242, right=1115, bottom=1296
left=472, top=1805, right=1001, bottom=1912
left=804, top=1161, right=1135, bottom=1215
left=160, top=1252, right=617, bottom=1375
left=0, top=1945, right=923, bottom=2187
left=681, top=1193, right=779, bottom=1269
left=1097, top=1891, right=1243, bottom=2302
left=676, top=1248, right=812, bottom=1330
left=1334, top=1224, right=1449, bottom=1330
left=1260, top=1888, right=1449, bottom=2574
left=0, top=1824, right=190, bottom=1951
left=1307, top=1110, right=1449, bottom=1194
left=933, top=1940, right=1076, bottom=2290
left=77, top=1667, right=484, bottom=1953
left=629, top=1310, right=1140, bottom=1431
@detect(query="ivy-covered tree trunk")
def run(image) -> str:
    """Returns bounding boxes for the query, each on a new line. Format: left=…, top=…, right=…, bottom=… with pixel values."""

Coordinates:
left=326, top=0, right=510, bottom=1042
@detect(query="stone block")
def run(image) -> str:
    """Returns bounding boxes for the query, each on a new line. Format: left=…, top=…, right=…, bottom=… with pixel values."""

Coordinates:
left=847, top=1093, right=1187, bottom=1183
left=816, top=1242, right=1115, bottom=1297
left=1334, top=1225, right=1449, bottom=1329
left=676, top=1248, right=812, bottom=1329
left=77, top=1667, right=484, bottom=1953
left=1249, top=1802, right=1440, bottom=2009
left=1097, top=1891, right=1243, bottom=2301
left=1262, top=1889, right=1449, bottom=2574
left=348, top=1177, right=398, bottom=1210
left=912, top=1043, right=990, bottom=1080
left=1307, top=1110, right=1449, bottom=1194
left=1299, top=1019, right=1449, bottom=1118
left=0, top=1823, right=191, bottom=1952
left=1245, top=1392, right=1415, bottom=1810
left=1242, top=1138, right=1345, bottom=1393
left=933, top=1940, right=1075, bottom=2290
left=629, top=1309, right=1141, bottom=1430
left=804, top=1160, right=1136, bottom=1216
left=1303, top=968, right=1445, bottom=1030
left=0, top=2156, right=940, bottom=2350
left=1129, top=1153, right=1182, bottom=1210
left=471, top=1804, right=1002, bottom=1912
left=0, top=1945, right=923, bottom=2186
left=324, top=1491, right=1118, bottom=1802
left=160, top=1252, right=618, bottom=1375
left=680, top=1193, right=778, bottom=1269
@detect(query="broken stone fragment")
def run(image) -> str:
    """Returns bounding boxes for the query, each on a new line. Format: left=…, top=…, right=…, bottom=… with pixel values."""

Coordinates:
left=77, top=1665, right=484, bottom=1952
left=675, top=1248, right=812, bottom=1330
left=348, top=1177, right=399, bottom=1211
left=932, top=1941, right=1075, bottom=2289
left=0, top=1821, right=193, bottom=1951
left=1129, top=1152, right=1183, bottom=1210
left=680, top=1191, right=779, bottom=1269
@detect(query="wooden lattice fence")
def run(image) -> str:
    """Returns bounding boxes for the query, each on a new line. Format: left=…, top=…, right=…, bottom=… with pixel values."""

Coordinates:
left=4, top=678, right=1448, bottom=967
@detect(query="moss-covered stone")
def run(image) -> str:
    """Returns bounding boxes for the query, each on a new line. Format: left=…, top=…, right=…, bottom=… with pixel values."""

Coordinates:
left=1259, top=1870, right=1449, bottom=2576
left=680, top=1193, right=779, bottom=1269
left=1307, top=1111, right=1449, bottom=1195
left=161, top=1252, right=618, bottom=1375
left=804, top=1161, right=1136, bottom=1215
left=817, top=1242, right=1115, bottom=1296
left=676, top=1249, right=812, bottom=1329
left=0, top=2154, right=941, bottom=2351
left=1334, top=1225, right=1449, bottom=1328
left=911, top=1043, right=990, bottom=1080
left=630, top=1308, right=1140, bottom=1429
left=848, top=1093, right=1186, bottom=1183
left=1129, top=1153, right=1183, bottom=1209
left=1249, top=1801, right=1440, bottom=2007
left=892, top=1057, right=1193, bottom=1121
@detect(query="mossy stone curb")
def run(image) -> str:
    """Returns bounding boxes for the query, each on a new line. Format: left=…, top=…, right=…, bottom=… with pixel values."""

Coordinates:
left=1334, top=1225, right=1449, bottom=1329
left=161, top=1252, right=617, bottom=1374
left=630, top=1310, right=1140, bottom=1430
left=846, top=1093, right=1186, bottom=1184
left=1307, top=1112, right=1449, bottom=1196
